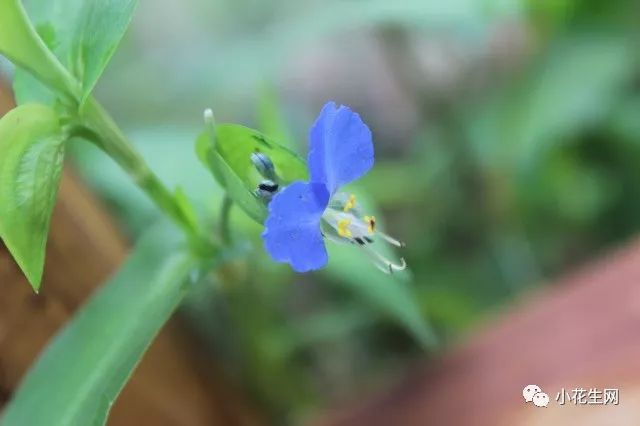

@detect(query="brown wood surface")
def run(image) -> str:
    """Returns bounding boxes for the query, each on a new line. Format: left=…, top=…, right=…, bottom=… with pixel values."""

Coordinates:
left=0, top=82, right=260, bottom=425
left=320, top=239, right=640, bottom=426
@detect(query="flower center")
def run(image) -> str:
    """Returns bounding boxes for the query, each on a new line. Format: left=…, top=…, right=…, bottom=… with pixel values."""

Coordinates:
left=322, top=203, right=371, bottom=243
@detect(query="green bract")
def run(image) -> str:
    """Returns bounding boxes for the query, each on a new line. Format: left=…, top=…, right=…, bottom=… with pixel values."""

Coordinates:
left=0, top=104, right=66, bottom=291
left=196, top=124, right=308, bottom=223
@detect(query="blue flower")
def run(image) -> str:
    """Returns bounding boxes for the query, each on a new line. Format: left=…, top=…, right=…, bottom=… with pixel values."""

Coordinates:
left=261, top=102, right=405, bottom=273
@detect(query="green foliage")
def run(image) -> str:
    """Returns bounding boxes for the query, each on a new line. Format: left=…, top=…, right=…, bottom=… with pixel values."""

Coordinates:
left=11, top=21, right=67, bottom=106
left=196, top=132, right=266, bottom=223
left=72, top=0, right=138, bottom=102
left=0, top=0, right=77, bottom=99
left=3, top=0, right=640, bottom=423
left=0, top=104, right=66, bottom=291
left=17, top=0, right=138, bottom=104
left=196, top=124, right=307, bottom=223
left=13, top=59, right=57, bottom=105
left=69, top=126, right=221, bottom=237
left=1, top=224, right=197, bottom=426
left=0, top=4, right=213, bottom=423
left=216, top=124, right=308, bottom=187
left=0, top=0, right=141, bottom=288
left=470, top=35, right=632, bottom=173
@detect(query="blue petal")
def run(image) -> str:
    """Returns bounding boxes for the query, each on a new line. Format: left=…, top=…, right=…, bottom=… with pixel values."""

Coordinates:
left=308, top=102, right=374, bottom=194
left=262, top=181, right=330, bottom=272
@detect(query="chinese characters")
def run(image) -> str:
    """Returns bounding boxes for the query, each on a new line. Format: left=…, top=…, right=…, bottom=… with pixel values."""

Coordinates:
left=556, top=388, right=619, bottom=406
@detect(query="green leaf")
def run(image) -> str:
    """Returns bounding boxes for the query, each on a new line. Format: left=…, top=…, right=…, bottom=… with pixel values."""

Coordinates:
left=13, top=65, right=57, bottom=106
left=1, top=224, right=197, bottom=426
left=17, top=0, right=138, bottom=103
left=196, top=124, right=307, bottom=223
left=0, top=0, right=77, bottom=99
left=12, top=23, right=59, bottom=105
left=73, top=0, right=138, bottom=101
left=0, top=104, right=66, bottom=291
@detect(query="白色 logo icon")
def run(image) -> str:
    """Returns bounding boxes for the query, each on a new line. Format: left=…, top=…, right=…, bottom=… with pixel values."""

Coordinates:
left=523, top=385, right=549, bottom=407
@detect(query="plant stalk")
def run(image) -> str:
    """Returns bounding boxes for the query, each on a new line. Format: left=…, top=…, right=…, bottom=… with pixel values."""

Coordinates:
left=80, top=97, right=214, bottom=253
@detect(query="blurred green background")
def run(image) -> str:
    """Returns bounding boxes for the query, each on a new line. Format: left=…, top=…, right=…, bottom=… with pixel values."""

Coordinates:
left=43, top=0, right=640, bottom=423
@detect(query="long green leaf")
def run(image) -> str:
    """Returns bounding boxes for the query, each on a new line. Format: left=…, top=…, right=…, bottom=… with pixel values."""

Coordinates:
left=0, top=104, right=66, bottom=291
left=1, top=225, right=197, bottom=426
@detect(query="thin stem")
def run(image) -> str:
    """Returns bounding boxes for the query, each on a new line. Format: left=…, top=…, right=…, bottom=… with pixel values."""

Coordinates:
left=79, top=96, right=214, bottom=253
left=219, top=195, right=233, bottom=244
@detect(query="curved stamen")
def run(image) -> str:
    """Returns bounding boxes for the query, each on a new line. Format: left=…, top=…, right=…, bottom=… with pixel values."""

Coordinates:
left=377, top=231, right=405, bottom=248
left=360, top=244, right=407, bottom=274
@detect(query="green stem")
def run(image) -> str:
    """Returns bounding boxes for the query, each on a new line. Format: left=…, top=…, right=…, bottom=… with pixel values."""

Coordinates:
left=79, top=97, right=212, bottom=251
left=219, top=195, right=233, bottom=244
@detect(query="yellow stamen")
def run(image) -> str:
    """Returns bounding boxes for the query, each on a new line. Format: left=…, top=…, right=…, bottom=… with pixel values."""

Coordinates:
left=343, top=194, right=356, bottom=212
left=364, top=215, right=376, bottom=234
left=337, top=218, right=352, bottom=238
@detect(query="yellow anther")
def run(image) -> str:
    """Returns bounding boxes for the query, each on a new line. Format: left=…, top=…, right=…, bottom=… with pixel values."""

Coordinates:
left=343, top=194, right=356, bottom=212
left=337, top=218, right=352, bottom=238
left=364, top=215, right=376, bottom=234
